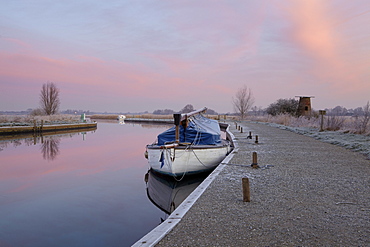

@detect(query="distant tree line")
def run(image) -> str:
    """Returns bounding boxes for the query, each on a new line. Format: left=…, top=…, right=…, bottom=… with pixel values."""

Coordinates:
left=157, top=101, right=369, bottom=119
left=324, top=105, right=369, bottom=116
left=152, top=104, right=218, bottom=115
left=18, top=81, right=368, bottom=124
left=153, top=109, right=175, bottom=115
left=250, top=98, right=369, bottom=117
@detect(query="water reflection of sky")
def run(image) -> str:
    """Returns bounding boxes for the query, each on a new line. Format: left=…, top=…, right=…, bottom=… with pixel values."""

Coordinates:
left=0, top=122, right=169, bottom=247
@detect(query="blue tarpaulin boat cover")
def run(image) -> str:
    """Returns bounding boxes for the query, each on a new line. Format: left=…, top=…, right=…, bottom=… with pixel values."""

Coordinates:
left=157, top=115, right=221, bottom=146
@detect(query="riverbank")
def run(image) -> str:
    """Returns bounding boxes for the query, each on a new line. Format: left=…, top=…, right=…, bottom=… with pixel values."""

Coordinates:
left=136, top=120, right=369, bottom=246
left=0, top=122, right=97, bottom=137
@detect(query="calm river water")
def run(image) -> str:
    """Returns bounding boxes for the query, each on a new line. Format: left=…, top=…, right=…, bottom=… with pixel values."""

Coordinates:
left=0, top=121, right=176, bottom=247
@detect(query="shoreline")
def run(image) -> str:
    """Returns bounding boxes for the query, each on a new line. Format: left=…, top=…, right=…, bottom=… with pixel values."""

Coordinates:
left=0, top=122, right=97, bottom=137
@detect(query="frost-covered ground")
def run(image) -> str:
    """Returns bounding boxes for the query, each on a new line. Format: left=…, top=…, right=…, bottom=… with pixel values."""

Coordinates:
left=255, top=121, right=370, bottom=160
left=0, top=114, right=83, bottom=127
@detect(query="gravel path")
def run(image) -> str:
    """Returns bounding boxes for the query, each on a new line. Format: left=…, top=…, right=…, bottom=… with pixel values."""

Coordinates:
left=156, top=121, right=370, bottom=246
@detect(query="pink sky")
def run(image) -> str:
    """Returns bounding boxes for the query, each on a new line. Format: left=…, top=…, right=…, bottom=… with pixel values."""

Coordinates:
left=1, top=0, right=369, bottom=113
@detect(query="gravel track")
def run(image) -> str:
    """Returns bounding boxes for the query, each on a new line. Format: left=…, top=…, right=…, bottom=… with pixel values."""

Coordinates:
left=156, top=121, right=370, bottom=246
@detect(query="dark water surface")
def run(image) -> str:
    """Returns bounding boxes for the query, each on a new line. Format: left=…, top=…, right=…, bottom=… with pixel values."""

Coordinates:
left=0, top=121, right=170, bottom=247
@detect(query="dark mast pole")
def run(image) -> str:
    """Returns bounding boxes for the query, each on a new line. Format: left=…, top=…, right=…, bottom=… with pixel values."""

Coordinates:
left=173, top=113, right=181, bottom=143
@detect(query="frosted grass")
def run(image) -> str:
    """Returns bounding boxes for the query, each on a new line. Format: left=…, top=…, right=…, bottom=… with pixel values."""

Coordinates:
left=254, top=121, right=370, bottom=160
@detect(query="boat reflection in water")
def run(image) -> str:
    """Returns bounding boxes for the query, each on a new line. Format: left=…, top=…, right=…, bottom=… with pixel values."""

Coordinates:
left=145, top=169, right=213, bottom=216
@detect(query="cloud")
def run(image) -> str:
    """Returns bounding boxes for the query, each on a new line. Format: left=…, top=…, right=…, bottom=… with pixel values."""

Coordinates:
left=1, top=0, right=369, bottom=112
left=0, top=46, right=231, bottom=112
left=274, top=0, right=370, bottom=94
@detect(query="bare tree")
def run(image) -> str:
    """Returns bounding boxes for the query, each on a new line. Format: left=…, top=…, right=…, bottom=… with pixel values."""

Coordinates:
left=40, top=82, right=60, bottom=115
left=232, top=85, right=254, bottom=119
left=355, top=101, right=370, bottom=134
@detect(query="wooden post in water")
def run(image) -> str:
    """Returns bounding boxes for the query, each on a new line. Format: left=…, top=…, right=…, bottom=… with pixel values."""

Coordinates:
left=242, top=178, right=250, bottom=202
left=240, top=127, right=243, bottom=133
left=255, top=135, right=259, bottom=144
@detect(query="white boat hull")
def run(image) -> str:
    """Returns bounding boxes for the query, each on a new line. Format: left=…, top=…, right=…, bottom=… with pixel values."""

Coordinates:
left=147, top=143, right=231, bottom=176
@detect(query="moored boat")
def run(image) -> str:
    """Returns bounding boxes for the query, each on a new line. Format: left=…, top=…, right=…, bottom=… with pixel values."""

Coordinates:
left=146, top=107, right=232, bottom=177
left=117, top=115, right=126, bottom=120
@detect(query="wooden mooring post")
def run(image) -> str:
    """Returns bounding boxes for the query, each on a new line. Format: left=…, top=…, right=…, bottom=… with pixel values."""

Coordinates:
left=255, top=135, right=259, bottom=144
left=242, top=178, right=250, bottom=202
left=247, top=131, right=252, bottom=139
left=319, top=110, right=326, bottom=132
left=251, top=152, right=259, bottom=168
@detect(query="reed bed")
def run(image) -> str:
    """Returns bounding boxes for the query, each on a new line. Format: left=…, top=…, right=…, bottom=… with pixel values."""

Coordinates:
left=246, top=114, right=370, bottom=135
